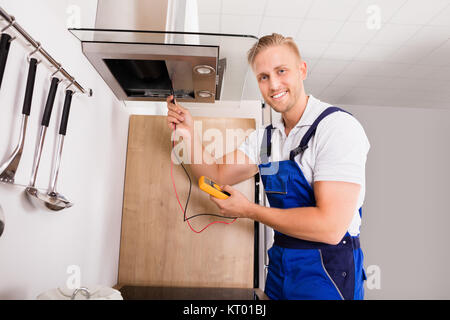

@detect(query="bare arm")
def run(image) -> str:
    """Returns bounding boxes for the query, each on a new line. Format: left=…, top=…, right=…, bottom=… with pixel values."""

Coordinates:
left=213, top=180, right=360, bottom=245
left=167, top=96, right=258, bottom=186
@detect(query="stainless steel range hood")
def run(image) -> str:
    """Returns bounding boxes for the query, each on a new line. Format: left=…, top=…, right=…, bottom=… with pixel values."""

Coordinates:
left=69, top=0, right=258, bottom=103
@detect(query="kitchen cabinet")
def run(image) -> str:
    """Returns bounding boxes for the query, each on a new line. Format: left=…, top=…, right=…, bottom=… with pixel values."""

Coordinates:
left=117, top=115, right=261, bottom=298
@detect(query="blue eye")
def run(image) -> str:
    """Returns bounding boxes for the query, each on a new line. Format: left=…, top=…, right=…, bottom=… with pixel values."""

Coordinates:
left=278, top=69, right=285, bottom=74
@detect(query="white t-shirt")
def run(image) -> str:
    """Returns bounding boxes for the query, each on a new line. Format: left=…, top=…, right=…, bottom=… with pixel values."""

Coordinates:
left=238, top=95, right=370, bottom=236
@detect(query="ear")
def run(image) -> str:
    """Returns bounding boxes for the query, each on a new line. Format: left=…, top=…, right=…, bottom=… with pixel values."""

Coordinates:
left=300, top=60, right=308, bottom=80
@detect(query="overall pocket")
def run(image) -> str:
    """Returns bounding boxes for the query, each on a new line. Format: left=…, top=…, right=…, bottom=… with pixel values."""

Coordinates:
left=319, top=247, right=355, bottom=300
left=262, top=173, right=289, bottom=208
left=263, top=174, right=288, bottom=194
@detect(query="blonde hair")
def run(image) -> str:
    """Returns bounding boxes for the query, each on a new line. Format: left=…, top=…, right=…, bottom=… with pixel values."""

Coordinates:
left=247, top=33, right=302, bottom=66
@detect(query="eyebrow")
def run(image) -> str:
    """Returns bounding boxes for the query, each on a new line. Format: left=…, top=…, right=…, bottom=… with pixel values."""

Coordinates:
left=257, top=64, right=288, bottom=77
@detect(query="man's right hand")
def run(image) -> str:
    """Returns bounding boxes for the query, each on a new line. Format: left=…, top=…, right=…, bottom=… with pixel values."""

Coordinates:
left=166, top=95, right=193, bottom=138
left=166, top=94, right=258, bottom=186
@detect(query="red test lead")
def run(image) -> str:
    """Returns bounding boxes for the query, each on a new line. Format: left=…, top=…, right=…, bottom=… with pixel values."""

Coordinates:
left=170, top=124, right=237, bottom=233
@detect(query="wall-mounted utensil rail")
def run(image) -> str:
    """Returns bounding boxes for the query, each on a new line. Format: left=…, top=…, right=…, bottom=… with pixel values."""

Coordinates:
left=0, top=6, right=92, bottom=96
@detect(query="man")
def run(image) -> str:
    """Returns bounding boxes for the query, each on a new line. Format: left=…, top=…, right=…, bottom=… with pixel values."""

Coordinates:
left=166, top=33, right=369, bottom=300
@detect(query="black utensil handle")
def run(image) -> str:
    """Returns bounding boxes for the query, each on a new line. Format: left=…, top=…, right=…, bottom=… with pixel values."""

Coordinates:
left=59, top=90, right=73, bottom=136
left=41, top=77, right=59, bottom=127
left=22, top=58, right=38, bottom=116
left=0, top=33, right=12, bottom=88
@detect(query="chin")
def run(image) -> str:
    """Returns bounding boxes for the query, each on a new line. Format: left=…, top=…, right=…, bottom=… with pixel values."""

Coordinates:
left=267, top=101, right=291, bottom=114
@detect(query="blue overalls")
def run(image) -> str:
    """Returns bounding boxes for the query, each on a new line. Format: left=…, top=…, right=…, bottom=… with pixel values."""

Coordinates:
left=259, top=107, right=366, bottom=300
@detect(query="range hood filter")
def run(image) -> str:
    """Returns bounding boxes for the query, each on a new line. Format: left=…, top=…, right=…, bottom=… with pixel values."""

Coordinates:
left=104, top=59, right=195, bottom=99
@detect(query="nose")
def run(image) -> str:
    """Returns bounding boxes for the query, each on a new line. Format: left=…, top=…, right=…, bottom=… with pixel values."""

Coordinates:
left=269, top=74, right=281, bottom=91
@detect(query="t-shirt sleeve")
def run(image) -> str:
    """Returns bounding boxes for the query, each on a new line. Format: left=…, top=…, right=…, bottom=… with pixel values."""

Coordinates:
left=237, top=129, right=261, bottom=165
left=313, top=112, right=370, bottom=185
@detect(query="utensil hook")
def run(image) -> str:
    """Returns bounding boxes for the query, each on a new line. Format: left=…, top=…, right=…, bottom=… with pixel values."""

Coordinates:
left=1, top=16, right=16, bottom=42
left=65, top=76, right=76, bottom=91
left=51, top=62, right=63, bottom=83
left=27, top=41, right=42, bottom=64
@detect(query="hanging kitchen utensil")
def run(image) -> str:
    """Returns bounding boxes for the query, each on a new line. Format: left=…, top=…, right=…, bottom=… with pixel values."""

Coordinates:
left=43, top=89, right=74, bottom=211
left=0, top=16, right=16, bottom=89
left=0, top=33, right=12, bottom=88
left=0, top=57, right=38, bottom=184
left=0, top=203, right=5, bottom=237
left=25, top=77, right=59, bottom=206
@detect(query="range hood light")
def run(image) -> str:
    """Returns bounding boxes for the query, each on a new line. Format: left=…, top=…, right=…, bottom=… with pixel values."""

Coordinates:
left=197, top=90, right=213, bottom=98
left=193, top=65, right=215, bottom=75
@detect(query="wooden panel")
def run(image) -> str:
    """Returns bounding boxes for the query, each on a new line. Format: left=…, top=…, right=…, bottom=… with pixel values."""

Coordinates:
left=118, top=115, right=256, bottom=288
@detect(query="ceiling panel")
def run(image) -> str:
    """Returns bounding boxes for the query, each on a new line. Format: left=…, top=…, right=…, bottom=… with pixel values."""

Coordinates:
left=196, top=0, right=222, bottom=15
left=221, top=0, right=267, bottom=16
left=368, top=23, right=421, bottom=46
left=264, top=0, right=314, bottom=18
left=195, top=0, right=450, bottom=109
left=404, top=25, right=450, bottom=48
left=357, top=76, right=416, bottom=90
left=382, top=45, right=435, bottom=64
left=305, top=73, right=338, bottom=92
left=354, top=44, right=399, bottom=62
left=399, top=64, right=437, bottom=79
left=220, top=14, right=262, bottom=35
left=389, top=0, right=450, bottom=25
left=258, top=16, right=303, bottom=38
left=306, top=0, right=359, bottom=20
left=304, top=58, right=318, bottom=74
left=331, top=73, right=364, bottom=87
left=297, top=41, right=329, bottom=59
left=198, top=14, right=221, bottom=33
left=320, top=85, right=354, bottom=103
left=347, top=0, right=408, bottom=23
left=430, top=4, right=450, bottom=25
left=341, top=61, right=410, bottom=77
left=311, top=59, right=349, bottom=74
left=339, top=87, right=403, bottom=106
left=296, top=19, right=344, bottom=42
left=333, top=21, right=380, bottom=44
left=419, top=40, right=450, bottom=66
left=321, top=43, right=363, bottom=60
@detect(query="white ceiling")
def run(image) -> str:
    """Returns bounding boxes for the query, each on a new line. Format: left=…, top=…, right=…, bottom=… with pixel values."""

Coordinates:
left=196, top=0, right=450, bottom=109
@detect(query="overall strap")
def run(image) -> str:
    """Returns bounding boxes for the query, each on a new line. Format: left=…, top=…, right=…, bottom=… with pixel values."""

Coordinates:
left=289, top=106, right=352, bottom=161
left=260, top=124, right=273, bottom=163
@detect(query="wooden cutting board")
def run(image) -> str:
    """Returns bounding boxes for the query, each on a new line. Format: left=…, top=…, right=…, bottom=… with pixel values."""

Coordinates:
left=118, top=115, right=256, bottom=288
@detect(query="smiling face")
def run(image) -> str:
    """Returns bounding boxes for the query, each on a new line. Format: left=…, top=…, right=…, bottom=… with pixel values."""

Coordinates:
left=252, top=44, right=307, bottom=114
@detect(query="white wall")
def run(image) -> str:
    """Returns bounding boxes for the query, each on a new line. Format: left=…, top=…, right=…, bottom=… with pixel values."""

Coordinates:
left=0, top=0, right=130, bottom=299
left=272, top=100, right=450, bottom=299
left=344, top=104, right=450, bottom=299
left=0, top=0, right=263, bottom=300
left=2, top=0, right=449, bottom=301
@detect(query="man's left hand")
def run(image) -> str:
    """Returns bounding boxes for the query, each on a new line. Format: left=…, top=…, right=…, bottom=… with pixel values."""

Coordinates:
left=209, top=185, right=253, bottom=218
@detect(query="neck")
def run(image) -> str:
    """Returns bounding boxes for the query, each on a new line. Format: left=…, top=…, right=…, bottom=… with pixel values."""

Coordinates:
left=282, top=94, right=309, bottom=134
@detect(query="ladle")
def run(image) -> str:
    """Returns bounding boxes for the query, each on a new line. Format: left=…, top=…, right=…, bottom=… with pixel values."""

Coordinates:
left=25, top=77, right=59, bottom=206
left=0, top=58, right=38, bottom=183
left=43, top=90, right=74, bottom=211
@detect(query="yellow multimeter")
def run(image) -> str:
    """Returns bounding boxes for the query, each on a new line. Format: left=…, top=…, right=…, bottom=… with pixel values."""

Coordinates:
left=199, top=176, right=230, bottom=200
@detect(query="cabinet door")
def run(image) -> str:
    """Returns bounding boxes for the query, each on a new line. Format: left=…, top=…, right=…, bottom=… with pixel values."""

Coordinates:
left=119, top=115, right=255, bottom=288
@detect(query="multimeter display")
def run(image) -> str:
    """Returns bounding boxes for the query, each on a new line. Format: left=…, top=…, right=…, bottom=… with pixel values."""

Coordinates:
left=199, top=176, right=230, bottom=199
